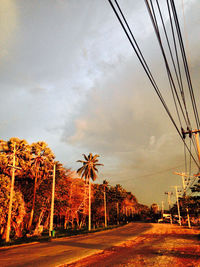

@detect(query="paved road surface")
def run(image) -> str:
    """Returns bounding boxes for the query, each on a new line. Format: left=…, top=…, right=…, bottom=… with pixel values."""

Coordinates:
left=0, top=223, right=151, bottom=267
left=66, top=223, right=200, bottom=267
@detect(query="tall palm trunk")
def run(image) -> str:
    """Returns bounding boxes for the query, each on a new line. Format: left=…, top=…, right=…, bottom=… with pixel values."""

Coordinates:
left=28, top=174, right=37, bottom=230
left=77, top=153, right=103, bottom=231
left=88, top=178, right=91, bottom=231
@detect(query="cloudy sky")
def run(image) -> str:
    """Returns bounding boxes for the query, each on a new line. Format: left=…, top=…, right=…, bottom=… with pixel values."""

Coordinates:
left=1, top=0, right=200, bottom=207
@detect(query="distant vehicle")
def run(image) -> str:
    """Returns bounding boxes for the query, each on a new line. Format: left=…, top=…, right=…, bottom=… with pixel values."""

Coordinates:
left=158, top=214, right=171, bottom=223
left=173, top=215, right=182, bottom=224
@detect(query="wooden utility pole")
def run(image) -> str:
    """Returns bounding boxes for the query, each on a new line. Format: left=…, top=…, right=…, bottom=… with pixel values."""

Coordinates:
left=161, top=201, right=164, bottom=217
left=6, top=143, right=21, bottom=242
left=194, top=131, right=200, bottom=161
left=182, top=128, right=200, bottom=161
left=49, top=163, right=56, bottom=236
left=103, top=187, right=107, bottom=228
left=174, top=172, right=192, bottom=189
left=165, top=191, right=173, bottom=224
left=174, top=172, right=191, bottom=228
left=172, top=186, right=182, bottom=226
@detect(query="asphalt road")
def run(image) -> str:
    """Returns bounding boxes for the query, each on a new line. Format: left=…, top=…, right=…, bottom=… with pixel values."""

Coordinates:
left=0, top=223, right=152, bottom=267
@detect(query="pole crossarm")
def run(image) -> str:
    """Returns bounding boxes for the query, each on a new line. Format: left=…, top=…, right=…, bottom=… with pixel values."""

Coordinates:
left=8, top=164, right=22, bottom=170
left=181, top=128, right=200, bottom=139
left=174, top=172, right=196, bottom=179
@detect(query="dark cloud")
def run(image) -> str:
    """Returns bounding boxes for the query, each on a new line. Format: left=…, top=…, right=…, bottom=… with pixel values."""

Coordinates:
left=62, top=0, right=200, bottom=204
left=0, top=0, right=199, bottom=206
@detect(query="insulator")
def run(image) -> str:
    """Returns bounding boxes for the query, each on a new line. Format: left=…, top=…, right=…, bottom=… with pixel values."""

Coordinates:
left=181, top=127, right=186, bottom=139
left=187, top=126, right=192, bottom=138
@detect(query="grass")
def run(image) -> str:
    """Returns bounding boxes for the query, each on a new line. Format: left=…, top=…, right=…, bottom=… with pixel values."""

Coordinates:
left=0, top=223, right=126, bottom=248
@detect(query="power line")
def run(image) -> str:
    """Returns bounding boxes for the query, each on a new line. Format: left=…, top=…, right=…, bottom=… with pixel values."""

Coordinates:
left=170, top=0, right=200, bottom=129
left=107, top=0, right=200, bottom=169
left=146, top=0, right=199, bottom=164
left=151, top=0, right=200, bottom=175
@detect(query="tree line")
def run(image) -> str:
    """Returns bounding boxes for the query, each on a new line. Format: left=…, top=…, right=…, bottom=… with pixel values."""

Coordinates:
left=0, top=137, right=149, bottom=241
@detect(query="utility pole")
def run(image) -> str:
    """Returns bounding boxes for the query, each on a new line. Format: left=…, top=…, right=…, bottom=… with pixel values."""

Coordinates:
left=165, top=191, right=173, bottom=224
left=103, top=185, right=107, bottom=228
left=174, top=172, right=192, bottom=190
left=161, top=201, right=164, bottom=217
left=116, top=202, right=119, bottom=225
left=182, top=128, right=200, bottom=161
left=174, top=172, right=191, bottom=228
left=172, top=186, right=182, bottom=226
left=49, top=163, right=56, bottom=237
left=6, top=143, right=21, bottom=242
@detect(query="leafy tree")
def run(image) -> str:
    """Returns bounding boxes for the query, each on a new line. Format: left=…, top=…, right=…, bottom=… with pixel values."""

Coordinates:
left=191, top=176, right=200, bottom=195
left=0, top=174, right=25, bottom=239
left=77, top=153, right=103, bottom=231
left=0, top=138, right=31, bottom=178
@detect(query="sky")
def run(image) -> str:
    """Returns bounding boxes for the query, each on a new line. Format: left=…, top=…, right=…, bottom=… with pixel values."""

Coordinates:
left=0, top=0, right=200, bottom=207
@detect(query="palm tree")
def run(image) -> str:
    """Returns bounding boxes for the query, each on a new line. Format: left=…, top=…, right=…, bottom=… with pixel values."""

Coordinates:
left=77, top=153, right=103, bottom=231
left=28, top=141, right=54, bottom=230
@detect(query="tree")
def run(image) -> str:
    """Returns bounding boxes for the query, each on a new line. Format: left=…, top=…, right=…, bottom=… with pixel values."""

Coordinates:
left=0, top=138, right=31, bottom=241
left=150, top=203, right=160, bottom=222
left=0, top=174, right=25, bottom=240
left=27, top=141, right=55, bottom=230
left=77, top=153, right=103, bottom=231
left=0, top=138, right=31, bottom=179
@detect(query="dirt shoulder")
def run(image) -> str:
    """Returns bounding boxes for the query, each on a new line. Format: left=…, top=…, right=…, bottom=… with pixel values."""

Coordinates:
left=64, top=223, right=200, bottom=267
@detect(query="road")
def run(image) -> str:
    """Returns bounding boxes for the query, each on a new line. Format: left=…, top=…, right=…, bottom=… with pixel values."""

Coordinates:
left=66, top=223, right=200, bottom=267
left=0, top=223, right=151, bottom=267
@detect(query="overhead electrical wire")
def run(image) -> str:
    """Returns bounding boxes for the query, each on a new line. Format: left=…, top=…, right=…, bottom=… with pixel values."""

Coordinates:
left=147, top=0, right=200, bottom=186
left=146, top=0, right=199, bottom=163
left=170, top=0, right=200, bottom=130
left=146, top=0, right=189, bottom=130
left=167, top=0, right=200, bottom=191
left=166, top=0, right=200, bottom=169
left=155, top=0, right=188, bottom=127
left=107, top=0, right=200, bottom=170
left=166, top=0, right=189, bottom=126
left=166, top=0, right=199, bottom=162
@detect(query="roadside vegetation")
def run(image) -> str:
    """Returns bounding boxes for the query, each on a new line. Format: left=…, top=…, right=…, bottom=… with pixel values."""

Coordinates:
left=0, top=137, right=150, bottom=245
left=1, top=138, right=199, bottom=246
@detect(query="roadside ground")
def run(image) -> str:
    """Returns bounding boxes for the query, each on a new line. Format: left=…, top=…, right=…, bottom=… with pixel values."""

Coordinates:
left=64, top=223, right=200, bottom=267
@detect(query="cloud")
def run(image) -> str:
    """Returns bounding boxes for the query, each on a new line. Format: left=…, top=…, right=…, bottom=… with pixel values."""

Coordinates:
left=61, top=0, right=200, bottom=204
left=0, top=0, right=199, bottom=206
left=0, top=0, right=18, bottom=59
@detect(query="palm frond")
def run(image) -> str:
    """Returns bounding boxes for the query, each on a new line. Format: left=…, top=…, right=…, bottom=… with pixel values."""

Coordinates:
left=88, top=153, right=93, bottom=160
left=92, top=154, right=100, bottom=161
left=82, top=154, right=88, bottom=161
left=91, top=168, right=97, bottom=181
left=95, top=163, right=104, bottom=166
left=77, top=166, right=86, bottom=176
left=77, top=160, right=87, bottom=163
left=94, top=166, right=99, bottom=172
